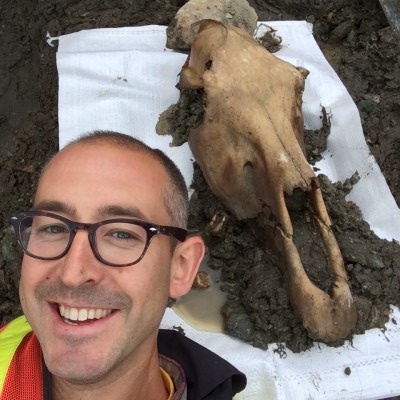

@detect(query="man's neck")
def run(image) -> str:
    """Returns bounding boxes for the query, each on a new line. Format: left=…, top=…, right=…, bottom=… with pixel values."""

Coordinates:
left=51, top=353, right=169, bottom=400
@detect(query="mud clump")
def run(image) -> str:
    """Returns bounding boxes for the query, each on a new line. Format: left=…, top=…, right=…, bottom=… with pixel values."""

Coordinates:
left=188, top=163, right=400, bottom=352
left=158, top=82, right=400, bottom=352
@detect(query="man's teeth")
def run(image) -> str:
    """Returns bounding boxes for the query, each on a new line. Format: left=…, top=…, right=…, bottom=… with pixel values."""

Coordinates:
left=59, top=304, right=112, bottom=322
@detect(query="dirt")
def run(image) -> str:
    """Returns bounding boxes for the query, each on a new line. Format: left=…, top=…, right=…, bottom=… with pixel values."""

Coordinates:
left=0, top=0, right=399, bottom=361
left=160, top=86, right=400, bottom=351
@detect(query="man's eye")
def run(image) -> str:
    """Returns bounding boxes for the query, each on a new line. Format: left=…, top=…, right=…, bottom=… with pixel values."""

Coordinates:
left=41, top=224, right=66, bottom=234
left=100, top=223, right=147, bottom=244
left=112, top=231, right=133, bottom=240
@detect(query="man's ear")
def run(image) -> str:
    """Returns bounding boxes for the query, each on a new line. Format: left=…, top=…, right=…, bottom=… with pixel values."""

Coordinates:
left=169, top=235, right=205, bottom=298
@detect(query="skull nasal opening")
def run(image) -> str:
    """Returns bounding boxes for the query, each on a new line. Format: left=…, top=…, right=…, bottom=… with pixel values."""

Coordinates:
left=243, top=161, right=253, bottom=174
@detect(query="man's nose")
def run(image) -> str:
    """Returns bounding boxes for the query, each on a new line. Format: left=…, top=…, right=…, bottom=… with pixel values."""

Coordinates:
left=58, top=230, right=104, bottom=288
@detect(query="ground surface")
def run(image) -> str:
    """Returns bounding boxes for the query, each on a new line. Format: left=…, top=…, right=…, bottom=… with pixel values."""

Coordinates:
left=0, top=0, right=399, bottom=389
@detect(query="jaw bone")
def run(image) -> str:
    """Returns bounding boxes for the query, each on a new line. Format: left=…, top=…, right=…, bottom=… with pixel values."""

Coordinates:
left=179, top=19, right=357, bottom=342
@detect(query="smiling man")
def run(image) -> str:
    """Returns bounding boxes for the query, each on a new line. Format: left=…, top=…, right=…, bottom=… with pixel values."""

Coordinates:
left=0, top=131, right=246, bottom=400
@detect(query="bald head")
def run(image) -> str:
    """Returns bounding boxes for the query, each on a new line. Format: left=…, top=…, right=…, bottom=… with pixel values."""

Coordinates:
left=38, top=131, right=189, bottom=228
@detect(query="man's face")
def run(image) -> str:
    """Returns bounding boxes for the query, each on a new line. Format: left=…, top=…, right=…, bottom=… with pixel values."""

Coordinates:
left=19, top=143, right=175, bottom=384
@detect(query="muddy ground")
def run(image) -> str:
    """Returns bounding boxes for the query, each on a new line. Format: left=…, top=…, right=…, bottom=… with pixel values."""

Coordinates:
left=160, top=86, right=400, bottom=352
left=0, top=0, right=399, bottom=362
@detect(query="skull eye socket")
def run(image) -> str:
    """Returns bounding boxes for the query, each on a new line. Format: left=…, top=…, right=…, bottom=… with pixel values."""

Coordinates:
left=243, top=161, right=253, bottom=171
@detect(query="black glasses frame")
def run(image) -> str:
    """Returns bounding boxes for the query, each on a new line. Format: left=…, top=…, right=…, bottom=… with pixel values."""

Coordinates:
left=10, top=210, right=188, bottom=267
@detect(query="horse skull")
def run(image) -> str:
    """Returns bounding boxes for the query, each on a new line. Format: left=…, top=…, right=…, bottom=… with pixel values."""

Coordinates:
left=179, top=19, right=357, bottom=342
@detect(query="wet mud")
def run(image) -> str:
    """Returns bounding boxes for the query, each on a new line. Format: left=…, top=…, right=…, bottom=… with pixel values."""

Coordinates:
left=159, top=88, right=400, bottom=351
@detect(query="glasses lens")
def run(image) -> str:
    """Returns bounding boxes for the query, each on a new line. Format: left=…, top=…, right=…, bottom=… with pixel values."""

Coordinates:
left=19, top=215, right=70, bottom=259
left=95, top=222, right=149, bottom=265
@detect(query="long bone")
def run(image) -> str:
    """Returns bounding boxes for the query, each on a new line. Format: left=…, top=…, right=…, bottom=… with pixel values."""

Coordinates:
left=179, top=20, right=357, bottom=341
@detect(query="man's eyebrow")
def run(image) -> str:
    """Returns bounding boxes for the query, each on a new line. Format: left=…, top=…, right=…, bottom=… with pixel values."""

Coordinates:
left=34, top=200, right=76, bottom=216
left=33, top=201, right=148, bottom=221
left=97, top=205, right=147, bottom=221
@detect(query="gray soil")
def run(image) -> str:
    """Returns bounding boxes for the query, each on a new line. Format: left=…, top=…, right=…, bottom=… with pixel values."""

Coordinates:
left=159, top=87, right=400, bottom=352
left=1, top=0, right=399, bottom=368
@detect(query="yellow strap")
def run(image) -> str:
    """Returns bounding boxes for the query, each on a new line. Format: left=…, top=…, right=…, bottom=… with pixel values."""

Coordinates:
left=160, top=366, right=175, bottom=400
left=0, top=316, right=32, bottom=393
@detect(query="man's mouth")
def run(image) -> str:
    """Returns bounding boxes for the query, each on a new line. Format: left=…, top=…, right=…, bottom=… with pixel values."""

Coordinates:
left=58, top=304, right=113, bottom=325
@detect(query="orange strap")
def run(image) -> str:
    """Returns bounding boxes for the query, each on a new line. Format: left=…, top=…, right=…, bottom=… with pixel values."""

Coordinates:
left=160, top=366, right=175, bottom=400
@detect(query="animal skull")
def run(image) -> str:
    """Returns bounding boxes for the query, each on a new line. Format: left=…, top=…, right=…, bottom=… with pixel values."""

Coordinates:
left=179, top=19, right=357, bottom=341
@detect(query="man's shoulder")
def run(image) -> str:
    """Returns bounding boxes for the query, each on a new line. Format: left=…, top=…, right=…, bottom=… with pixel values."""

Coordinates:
left=158, top=329, right=246, bottom=400
left=0, top=316, right=43, bottom=399
left=0, top=316, right=34, bottom=354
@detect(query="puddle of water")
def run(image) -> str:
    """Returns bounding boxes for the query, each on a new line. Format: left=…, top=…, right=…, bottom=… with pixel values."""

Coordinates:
left=172, top=263, right=227, bottom=333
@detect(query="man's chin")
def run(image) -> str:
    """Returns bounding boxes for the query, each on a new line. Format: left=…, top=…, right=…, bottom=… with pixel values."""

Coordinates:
left=46, top=355, right=111, bottom=386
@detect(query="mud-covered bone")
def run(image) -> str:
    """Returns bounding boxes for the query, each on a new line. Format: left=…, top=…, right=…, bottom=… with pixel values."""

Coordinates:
left=179, top=19, right=357, bottom=342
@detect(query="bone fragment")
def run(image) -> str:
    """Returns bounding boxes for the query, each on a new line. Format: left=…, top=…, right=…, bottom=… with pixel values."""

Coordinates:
left=192, top=271, right=212, bottom=289
left=166, top=0, right=257, bottom=50
left=179, top=20, right=357, bottom=342
left=206, top=213, right=227, bottom=235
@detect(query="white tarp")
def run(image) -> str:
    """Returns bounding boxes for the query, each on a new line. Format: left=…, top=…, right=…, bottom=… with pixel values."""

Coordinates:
left=55, top=22, right=400, bottom=399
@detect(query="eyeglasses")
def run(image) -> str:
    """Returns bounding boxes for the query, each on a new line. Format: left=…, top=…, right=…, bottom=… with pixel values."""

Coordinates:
left=10, top=211, right=188, bottom=267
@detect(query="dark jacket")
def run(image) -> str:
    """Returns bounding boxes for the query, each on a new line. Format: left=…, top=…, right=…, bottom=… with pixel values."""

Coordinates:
left=158, top=329, right=247, bottom=399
